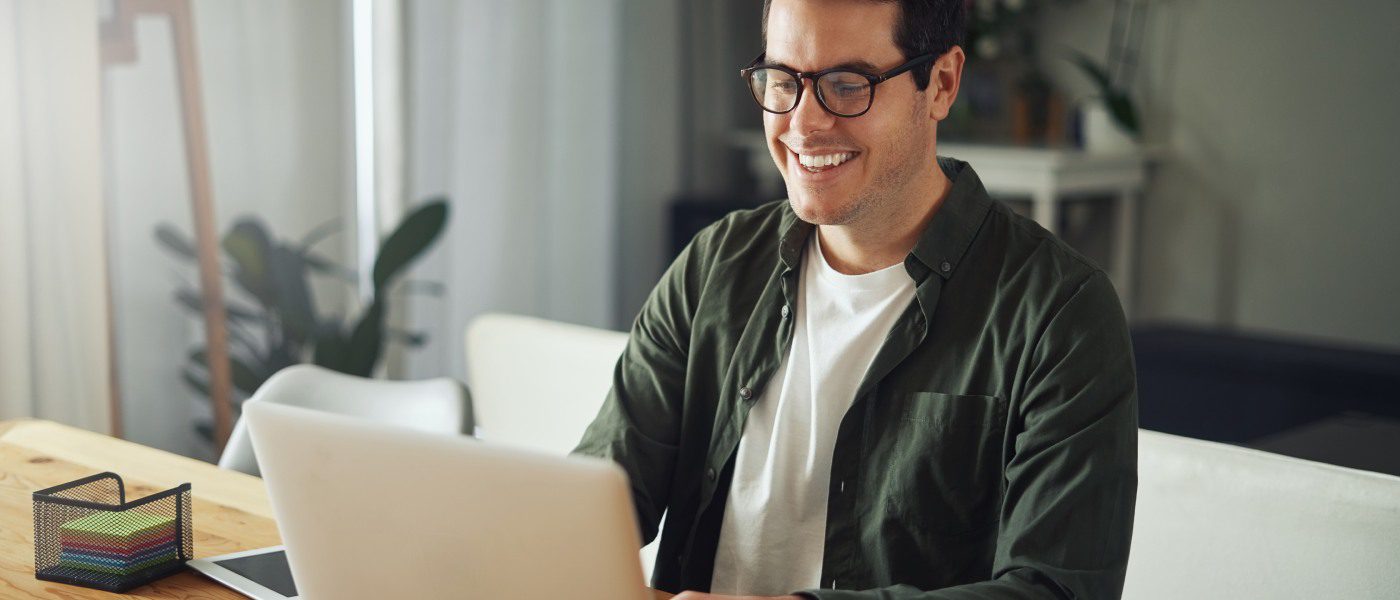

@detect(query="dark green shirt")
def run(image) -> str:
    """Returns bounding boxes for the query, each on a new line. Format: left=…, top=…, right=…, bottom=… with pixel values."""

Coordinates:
left=575, top=158, right=1138, bottom=599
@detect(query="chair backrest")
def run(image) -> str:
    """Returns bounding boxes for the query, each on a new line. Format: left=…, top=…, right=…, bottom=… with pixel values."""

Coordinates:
left=218, top=364, right=472, bottom=476
left=1126, top=429, right=1400, bottom=599
left=464, top=313, right=661, bottom=577
left=465, top=313, right=628, bottom=455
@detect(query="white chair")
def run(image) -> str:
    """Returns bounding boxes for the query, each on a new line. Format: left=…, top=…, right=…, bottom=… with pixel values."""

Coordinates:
left=464, top=313, right=663, bottom=577
left=465, top=313, right=629, bottom=455
left=1126, top=429, right=1400, bottom=599
left=218, top=364, right=472, bottom=477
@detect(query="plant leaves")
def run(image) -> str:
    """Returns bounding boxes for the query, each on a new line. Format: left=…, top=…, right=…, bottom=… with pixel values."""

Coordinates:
left=1105, top=92, right=1141, bottom=136
left=188, top=349, right=266, bottom=398
left=1068, top=50, right=1114, bottom=94
left=154, top=224, right=198, bottom=261
left=193, top=420, right=214, bottom=443
left=386, top=328, right=429, bottom=347
left=267, top=244, right=318, bottom=346
left=1067, top=50, right=1141, bottom=137
left=298, top=217, right=342, bottom=251
left=222, top=219, right=276, bottom=307
left=230, top=357, right=268, bottom=397
left=255, top=346, right=301, bottom=387
left=372, top=199, right=449, bottom=292
left=181, top=366, right=210, bottom=398
left=174, top=288, right=261, bottom=322
left=312, top=323, right=349, bottom=372
left=224, top=323, right=265, bottom=362
left=302, top=251, right=356, bottom=281
left=398, top=280, right=446, bottom=296
left=173, top=199, right=447, bottom=401
left=341, top=300, right=385, bottom=376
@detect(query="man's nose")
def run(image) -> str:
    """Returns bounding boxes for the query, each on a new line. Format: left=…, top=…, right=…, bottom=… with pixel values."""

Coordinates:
left=790, top=79, right=837, bottom=135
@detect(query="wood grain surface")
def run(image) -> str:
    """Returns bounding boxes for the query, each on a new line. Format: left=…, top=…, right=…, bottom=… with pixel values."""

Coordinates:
left=0, top=419, right=278, bottom=598
left=0, top=419, right=675, bottom=599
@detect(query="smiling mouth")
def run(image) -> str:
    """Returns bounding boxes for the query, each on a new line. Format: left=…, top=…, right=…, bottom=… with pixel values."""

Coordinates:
left=792, top=150, right=860, bottom=174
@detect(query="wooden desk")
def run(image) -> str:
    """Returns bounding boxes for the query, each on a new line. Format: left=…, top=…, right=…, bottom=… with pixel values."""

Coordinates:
left=0, top=419, right=673, bottom=599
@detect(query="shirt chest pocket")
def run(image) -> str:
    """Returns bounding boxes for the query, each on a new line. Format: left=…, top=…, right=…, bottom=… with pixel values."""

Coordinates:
left=874, top=392, right=1008, bottom=537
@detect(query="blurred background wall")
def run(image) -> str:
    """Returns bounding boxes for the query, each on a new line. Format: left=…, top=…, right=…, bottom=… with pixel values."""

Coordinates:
left=400, top=0, right=627, bottom=381
left=1, top=0, right=1396, bottom=465
left=1039, top=0, right=1400, bottom=350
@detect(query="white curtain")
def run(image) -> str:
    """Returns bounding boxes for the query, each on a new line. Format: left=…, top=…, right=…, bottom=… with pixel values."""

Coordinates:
left=402, top=0, right=622, bottom=381
left=101, top=0, right=351, bottom=457
left=0, top=0, right=114, bottom=433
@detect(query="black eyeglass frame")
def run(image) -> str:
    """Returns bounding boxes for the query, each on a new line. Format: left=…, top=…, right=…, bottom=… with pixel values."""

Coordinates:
left=739, top=51, right=937, bottom=118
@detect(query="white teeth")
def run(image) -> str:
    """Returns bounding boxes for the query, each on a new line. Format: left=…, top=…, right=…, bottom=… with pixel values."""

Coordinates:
left=797, top=152, right=855, bottom=169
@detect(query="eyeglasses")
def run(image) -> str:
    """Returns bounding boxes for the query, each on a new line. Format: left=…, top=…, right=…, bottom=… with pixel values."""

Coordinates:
left=739, top=52, right=936, bottom=118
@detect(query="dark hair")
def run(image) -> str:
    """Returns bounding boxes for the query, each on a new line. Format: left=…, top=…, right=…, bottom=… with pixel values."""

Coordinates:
left=761, top=0, right=966, bottom=90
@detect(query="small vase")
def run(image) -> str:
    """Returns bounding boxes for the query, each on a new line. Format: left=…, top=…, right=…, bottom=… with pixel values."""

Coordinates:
left=1080, top=98, right=1137, bottom=153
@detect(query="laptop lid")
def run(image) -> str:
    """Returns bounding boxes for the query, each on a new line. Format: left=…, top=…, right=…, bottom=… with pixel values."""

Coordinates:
left=244, top=401, right=649, bottom=600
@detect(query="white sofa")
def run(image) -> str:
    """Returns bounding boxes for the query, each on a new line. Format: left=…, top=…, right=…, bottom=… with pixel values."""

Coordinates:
left=467, top=313, right=1400, bottom=598
left=1127, top=429, right=1400, bottom=599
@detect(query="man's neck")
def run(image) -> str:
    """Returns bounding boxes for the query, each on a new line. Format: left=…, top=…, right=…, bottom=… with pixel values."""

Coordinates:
left=818, top=167, right=952, bottom=275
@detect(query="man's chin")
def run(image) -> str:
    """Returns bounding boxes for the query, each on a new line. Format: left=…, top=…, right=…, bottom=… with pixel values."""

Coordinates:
left=788, top=194, right=859, bottom=226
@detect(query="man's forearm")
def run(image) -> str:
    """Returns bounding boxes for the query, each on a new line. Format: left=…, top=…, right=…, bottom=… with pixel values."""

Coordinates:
left=671, top=592, right=802, bottom=600
left=793, top=568, right=1068, bottom=600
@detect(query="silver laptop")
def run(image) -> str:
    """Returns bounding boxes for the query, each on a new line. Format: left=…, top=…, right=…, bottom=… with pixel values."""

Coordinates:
left=242, top=401, right=650, bottom=600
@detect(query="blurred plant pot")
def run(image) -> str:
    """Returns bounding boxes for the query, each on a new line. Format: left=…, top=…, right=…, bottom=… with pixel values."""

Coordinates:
left=1081, top=98, right=1137, bottom=153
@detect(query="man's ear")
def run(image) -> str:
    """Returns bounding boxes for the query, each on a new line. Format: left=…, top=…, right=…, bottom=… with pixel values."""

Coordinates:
left=928, top=46, right=965, bottom=121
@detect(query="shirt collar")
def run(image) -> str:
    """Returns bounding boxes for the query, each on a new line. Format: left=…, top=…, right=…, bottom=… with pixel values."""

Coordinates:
left=778, top=157, right=993, bottom=282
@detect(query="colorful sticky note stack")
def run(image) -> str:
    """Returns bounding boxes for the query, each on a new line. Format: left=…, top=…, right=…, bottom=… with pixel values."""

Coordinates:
left=58, top=511, right=179, bottom=576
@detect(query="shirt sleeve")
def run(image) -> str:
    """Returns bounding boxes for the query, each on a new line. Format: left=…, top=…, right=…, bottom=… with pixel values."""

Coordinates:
left=798, top=270, right=1139, bottom=600
left=572, top=236, right=708, bottom=546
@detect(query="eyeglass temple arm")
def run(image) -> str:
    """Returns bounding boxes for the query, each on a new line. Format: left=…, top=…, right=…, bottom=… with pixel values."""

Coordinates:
left=740, top=51, right=767, bottom=76
left=875, top=53, right=937, bottom=82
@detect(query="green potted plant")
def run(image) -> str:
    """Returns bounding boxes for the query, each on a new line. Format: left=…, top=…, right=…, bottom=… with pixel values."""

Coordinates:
left=1068, top=50, right=1141, bottom=151
left=154, top=199, right=450, bottom=442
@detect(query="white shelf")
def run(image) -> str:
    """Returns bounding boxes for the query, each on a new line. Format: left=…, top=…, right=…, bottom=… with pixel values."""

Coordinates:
left=940, top=143, right=1157, bottom=313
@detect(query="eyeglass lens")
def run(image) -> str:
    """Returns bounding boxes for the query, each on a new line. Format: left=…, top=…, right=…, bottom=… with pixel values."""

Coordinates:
left=747, top=68, right=874, bottom=117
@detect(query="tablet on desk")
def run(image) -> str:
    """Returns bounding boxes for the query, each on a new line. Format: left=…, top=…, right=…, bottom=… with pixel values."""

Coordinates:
left=189, top=546, right=299, bottom=599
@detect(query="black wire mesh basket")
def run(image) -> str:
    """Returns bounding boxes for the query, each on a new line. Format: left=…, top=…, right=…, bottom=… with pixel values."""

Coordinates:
left=32, top=472, right=192, bottom=593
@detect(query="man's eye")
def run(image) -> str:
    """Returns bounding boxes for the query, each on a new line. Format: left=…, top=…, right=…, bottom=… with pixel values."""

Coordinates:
left=769, top=81, right=799, bottom=94
left=834, top=84, right=867, bottom=97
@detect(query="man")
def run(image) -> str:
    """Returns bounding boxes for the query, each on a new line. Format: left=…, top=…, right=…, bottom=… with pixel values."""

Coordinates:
left=575, top=0, right=1138, bottom=598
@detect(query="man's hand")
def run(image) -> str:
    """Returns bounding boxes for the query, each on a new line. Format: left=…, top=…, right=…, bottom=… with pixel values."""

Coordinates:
left=670, top=593, right=803, bottom=600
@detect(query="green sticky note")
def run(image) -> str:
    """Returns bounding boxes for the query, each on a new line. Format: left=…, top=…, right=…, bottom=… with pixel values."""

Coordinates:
left=60, top=511, right=175, bottom=540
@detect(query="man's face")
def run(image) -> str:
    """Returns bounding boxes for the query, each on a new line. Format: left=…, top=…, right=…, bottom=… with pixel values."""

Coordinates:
left=764, top=0, right=937, bottom=226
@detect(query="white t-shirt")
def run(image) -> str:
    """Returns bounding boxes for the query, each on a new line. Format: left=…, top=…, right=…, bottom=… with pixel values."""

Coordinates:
left=709, top=229, right=917, bottom=596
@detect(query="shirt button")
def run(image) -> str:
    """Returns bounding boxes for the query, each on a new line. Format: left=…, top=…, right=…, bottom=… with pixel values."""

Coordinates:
left=941, top=261, right=952, bottom=273
left=706, top=467, right=717, bottom=481
left=739, top=386, right=753, bottom=400
left=780, top=305, right=790, bottom=318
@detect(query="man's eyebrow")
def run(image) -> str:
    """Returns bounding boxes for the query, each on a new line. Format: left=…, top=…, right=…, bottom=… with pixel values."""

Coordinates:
left=763, top=57, right=882, bottom=72
left=830, top=59, right=881, bottom=72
